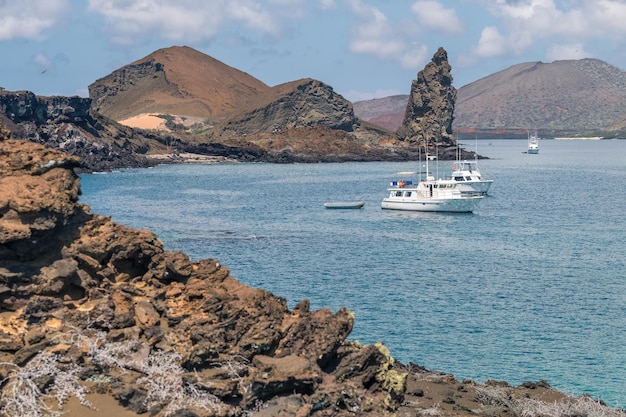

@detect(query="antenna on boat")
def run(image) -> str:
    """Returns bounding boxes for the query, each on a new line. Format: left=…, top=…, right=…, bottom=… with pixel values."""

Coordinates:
left=435, top=142, right=439, bottom=179
left=475, top=134, right=478, bottom=167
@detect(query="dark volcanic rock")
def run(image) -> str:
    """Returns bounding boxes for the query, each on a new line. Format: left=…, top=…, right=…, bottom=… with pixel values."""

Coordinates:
left=218, top=78, right=357, bottom=136
left=397, top=47, right=456, bottom=147
left=0, top=90, right=157, bottom=172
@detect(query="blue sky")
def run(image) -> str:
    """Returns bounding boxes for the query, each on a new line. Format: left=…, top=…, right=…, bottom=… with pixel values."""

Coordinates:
left=1, top=0, right=626, bottom=102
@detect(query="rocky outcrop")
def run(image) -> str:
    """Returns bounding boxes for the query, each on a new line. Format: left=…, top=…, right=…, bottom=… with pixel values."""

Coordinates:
left=397, top=47, right=457, bottom=148
left=0, top=139, right=405, bottom=416
left=219, top=79, right=357, bottom=136
left=0, top=90, right=160, bottom=172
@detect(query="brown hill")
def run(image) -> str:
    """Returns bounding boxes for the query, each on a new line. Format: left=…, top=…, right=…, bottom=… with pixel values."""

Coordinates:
left=354, top=58, right=626, bottom=137
left=455, top=59, right=626, bottom=135
left=353, top=96, right=407, bottom=132
left=219, top=78, right=356, bottom=135
left=89, top=45, right=270, bottom=121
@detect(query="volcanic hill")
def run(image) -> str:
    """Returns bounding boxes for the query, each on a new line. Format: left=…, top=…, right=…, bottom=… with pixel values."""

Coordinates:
left=1, top=45, right=479, bottom=172
left=90, top=46, right=271, bottom=123
left=354, top=58, right=626, bottom=138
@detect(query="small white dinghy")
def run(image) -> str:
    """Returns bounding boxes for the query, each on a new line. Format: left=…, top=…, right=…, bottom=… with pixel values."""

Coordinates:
left=323, top=201, right=365, bottom=209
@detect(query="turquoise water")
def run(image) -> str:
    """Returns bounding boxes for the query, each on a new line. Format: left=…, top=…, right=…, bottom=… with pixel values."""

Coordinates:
left=80, top=139, right=626, bottom=407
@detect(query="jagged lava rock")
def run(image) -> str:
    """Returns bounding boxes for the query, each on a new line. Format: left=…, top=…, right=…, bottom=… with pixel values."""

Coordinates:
left=219, top=78, right=357, bottom=136
left=0, top=140, right=408, bottom=416
left=0, top=90, right=161, bottom=172
left=397, top=47, right=457, bottom=150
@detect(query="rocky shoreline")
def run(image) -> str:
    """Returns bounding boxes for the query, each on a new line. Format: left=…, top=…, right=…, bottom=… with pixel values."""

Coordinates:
left=1, top=139, right=622, bottom=417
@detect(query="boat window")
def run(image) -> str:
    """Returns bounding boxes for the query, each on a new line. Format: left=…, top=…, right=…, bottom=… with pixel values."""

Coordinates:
left=404, top=191, right=412, bottom=197
left=465, top=176, right=472, bottom=181
left=395, top=191, right=402, bottom=197
left=454, top=176, right=464, bottom=181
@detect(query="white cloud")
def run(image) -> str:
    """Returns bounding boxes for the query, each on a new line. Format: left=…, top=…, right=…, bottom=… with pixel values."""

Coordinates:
left=546, top=43, right=589, bottom=61
left=0, top=0, right=69, bottom=41
left=399, top=44, right=430, bottom=69
left=87, top=0, right=282, bottom=45
left=476, top=0, right=626, bottom=57
left=226, top=2, right=282, bottom=36
left=587, top=0, right=626, bottom=37
left=318, top=0, right=337, bottom=10
left=345, top=0, right=429, bottom=70
left=347, top=0, right=404, bottom=56
left=33, top=53, right=53, bottom=70
left=468, top=0, right=608, bottom=61
left=410, top=0, right=463, bottom=36
left=474, top=26, right=507, bottom=58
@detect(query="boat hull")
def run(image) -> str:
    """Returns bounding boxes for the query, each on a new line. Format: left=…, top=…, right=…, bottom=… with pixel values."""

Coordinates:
left=381, top=196, right=483, bottom=212
left=457, top=180, right=493, bottom=195
left=324, top=201, right=365, bottom=209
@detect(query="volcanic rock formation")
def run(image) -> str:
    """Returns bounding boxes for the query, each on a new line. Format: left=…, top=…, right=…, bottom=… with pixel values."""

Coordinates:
left=86, top=46, right=425, bottom=163
left=218, top=78, right=356, bottom=136
left=0, top=139, right=406, bottom=416
left=0, top=90, right=161, bottom=172
left=397, top=47, right=456, bottom=148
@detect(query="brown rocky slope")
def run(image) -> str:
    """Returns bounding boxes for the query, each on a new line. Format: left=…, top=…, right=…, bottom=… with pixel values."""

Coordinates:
left=2, top=142, right=625, bottom=417
left=89, top=45, right=271, bottom=122
left=354, top=58, right=626, bottom=138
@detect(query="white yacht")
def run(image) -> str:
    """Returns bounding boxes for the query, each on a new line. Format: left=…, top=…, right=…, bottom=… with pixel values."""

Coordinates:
left=381, top=156, right=484, bottom=213
left=528, top=132, right=540, bottom=154
left=447, top=160, right=493, bottom=195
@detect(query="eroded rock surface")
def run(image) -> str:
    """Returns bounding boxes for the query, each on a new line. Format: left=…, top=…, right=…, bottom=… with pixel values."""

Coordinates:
left=0, top=140, right=406, bottom=416
left=397, top=47, right=458, bottom=157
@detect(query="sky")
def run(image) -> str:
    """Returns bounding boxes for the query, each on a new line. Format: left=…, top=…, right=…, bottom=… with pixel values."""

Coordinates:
left=1, top=0, right=626, bottom=102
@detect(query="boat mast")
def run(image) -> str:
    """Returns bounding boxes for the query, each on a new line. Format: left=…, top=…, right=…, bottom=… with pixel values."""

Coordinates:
left=435, top=143, right=439, bottom=179
left=475, top=134, right=478, bottom=167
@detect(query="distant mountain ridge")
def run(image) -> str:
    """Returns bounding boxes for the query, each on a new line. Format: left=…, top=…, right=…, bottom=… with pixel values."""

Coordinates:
left=354, top=58, right=626, bottom=138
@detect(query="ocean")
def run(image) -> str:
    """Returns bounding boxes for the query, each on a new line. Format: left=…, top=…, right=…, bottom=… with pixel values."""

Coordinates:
left=79, top=139, right=626, bottom=408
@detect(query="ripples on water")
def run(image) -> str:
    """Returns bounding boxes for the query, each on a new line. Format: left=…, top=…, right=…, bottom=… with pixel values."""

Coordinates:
left=80, top=139, right=626, bottom=407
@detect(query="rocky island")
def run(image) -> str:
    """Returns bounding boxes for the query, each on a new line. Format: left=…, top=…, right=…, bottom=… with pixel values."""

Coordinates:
left=1, top=46, right=479, bottom=174
left=1, top=138, right=624, bottom=416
